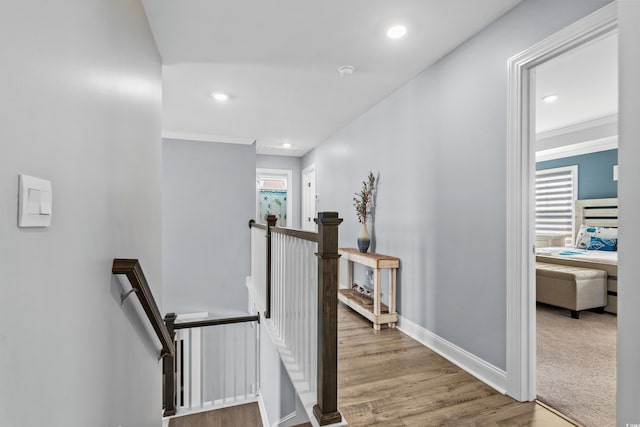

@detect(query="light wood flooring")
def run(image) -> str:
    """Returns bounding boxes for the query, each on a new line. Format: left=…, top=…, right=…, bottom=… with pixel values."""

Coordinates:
left=337, top=303, right=576, bottom=426
left=168, top=305, right=577, bottom=427
left=168, top=403, right=262, bottom=427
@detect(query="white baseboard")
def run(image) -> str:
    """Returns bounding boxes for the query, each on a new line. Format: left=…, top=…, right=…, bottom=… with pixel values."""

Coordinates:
left=396, top=315, right=507, bottom=394
left=273, top=410, right=296, bottom=427
left=257, top=392, right=270, bottom=427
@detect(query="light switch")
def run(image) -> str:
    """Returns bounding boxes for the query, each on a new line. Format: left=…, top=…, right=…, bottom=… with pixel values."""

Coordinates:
left=27, top=189, right=41, bottom=214
left=18, top=174, right=53, bottom=227
left=40, top=190, right=52, bottom=214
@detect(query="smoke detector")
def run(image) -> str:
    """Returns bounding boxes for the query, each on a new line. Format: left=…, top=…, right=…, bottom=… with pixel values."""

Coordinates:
left=338, top=65, right=355, bottom=76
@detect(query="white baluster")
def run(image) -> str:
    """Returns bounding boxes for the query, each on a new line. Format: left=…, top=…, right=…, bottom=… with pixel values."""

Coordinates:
left=233, top=323, right=238, bottom=401
left=191, top=327, right=202, bottom=408
left=183, top=329, right=191, bottom=409
left=296, top=238, right=302, bottom=372
left=254, top=320, right=259, bottom=397
left=222, top=325, right=226, bottom=404
left=210, top=326, right=216, bottom=407
left=278, top=234, right=282, bottom=335
left=244, top=324, right=248, bottom=399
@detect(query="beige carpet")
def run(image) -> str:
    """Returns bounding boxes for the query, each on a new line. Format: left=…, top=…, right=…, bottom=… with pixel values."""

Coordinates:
left=537, top=303, right=616, bottom=427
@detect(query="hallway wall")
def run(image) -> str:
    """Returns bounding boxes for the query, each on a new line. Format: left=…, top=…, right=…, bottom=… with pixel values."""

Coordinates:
left=163, top=139, right=255, bottom=315
left=0, top=1, right=163, bottom=425
left=303, top=0, right=610, bottom=373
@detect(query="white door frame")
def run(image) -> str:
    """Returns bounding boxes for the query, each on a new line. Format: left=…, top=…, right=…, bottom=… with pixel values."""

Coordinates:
left=301, top=164, right=317, bottom=231
left=505, top=3, right=617, bottom=401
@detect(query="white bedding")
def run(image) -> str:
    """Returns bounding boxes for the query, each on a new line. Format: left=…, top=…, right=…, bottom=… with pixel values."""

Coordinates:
left=536, top=246, right=618, bottom=265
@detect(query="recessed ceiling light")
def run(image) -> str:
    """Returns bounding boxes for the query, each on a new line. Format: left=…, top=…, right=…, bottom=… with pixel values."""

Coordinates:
left=543, top=94, right=559, bottom=103
left=282, top=143, right=292, bottom=149
left=211, top=92, right=229, bottom=101
left=387, top=25, right=407, bottom=39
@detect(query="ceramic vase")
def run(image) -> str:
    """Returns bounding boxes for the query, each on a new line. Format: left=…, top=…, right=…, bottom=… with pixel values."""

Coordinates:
left=357, top=223, right=370, bottom=253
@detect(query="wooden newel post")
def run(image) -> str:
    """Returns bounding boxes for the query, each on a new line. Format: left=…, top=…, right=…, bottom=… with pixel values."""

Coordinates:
left=163, top=313, right=177, bottom=417
left=313, top=211, right=343, bottom=425
left=265, top=214, right=277, bottom=319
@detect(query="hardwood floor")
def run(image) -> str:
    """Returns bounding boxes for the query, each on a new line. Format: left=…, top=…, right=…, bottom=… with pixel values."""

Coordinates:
left=168, top=403, right=262, bottom=427
left=167, top=305, right=576, bottom=427
left=337, top=304, right=576, bottom=426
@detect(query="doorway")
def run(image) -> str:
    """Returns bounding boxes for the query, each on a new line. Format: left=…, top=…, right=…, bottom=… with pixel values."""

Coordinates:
left=505, top=0, right=617, bottom=405
left=533, top=32, right=618, bottom=426
left=301, top=164, right=317, bottom=231
left=256, top=168, right=293, bottom=227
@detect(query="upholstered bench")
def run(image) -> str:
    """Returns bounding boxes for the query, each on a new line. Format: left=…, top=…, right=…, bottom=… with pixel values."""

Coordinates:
left=536, top=262, right=607, bottom=319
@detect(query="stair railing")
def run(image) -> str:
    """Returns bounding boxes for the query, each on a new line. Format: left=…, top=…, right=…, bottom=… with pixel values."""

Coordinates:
left=112, top=259, right=259, bottom=418
left=164, top=313, right=260, bottom=414
left=111, top=259, right=177, bottom=416
left=248, top=212, right=343, bottom=425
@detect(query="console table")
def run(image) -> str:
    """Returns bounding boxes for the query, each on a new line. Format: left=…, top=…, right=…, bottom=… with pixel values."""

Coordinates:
left=338, top=248, right=399, bottom=330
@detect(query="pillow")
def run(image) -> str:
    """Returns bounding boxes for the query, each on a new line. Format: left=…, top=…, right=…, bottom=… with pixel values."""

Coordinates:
left=575, top=225, right=587, bottom=248
left=575, top=225, right=596, bottom=249
left=576, top=225, right=618, bottom=250
left=587, top=236, right=618, bottom=251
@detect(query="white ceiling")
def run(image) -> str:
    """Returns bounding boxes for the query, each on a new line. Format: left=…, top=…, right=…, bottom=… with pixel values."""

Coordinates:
left=142, top=0, right=521, bottom=156
left=535, top=32, right=618, bottom=134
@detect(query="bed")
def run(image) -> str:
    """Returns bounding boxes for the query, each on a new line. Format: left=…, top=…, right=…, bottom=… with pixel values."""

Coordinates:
left=535, top=198, right=618, bottom=314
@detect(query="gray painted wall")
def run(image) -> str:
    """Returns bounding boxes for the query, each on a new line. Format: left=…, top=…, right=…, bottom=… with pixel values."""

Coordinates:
left=0, top=1, right=163, bottom=426
left=617, top=1, right=640, bottom=425
left=537, top=149, right=618, bottom=199
left=163, top=139, right=255, bottom=315
left=259, top=321, right=298, bottom=426
left=303, top=0, right=609, bottom=371
left=256, top=155, right=302, bottom=228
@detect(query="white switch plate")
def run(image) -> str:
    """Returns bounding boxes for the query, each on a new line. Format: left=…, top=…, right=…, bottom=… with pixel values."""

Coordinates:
left=18, top=174, right=52, bottom=227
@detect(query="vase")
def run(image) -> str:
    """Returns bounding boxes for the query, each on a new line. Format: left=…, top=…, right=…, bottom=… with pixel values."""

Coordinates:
left=357, top=223, right=370, bottom=253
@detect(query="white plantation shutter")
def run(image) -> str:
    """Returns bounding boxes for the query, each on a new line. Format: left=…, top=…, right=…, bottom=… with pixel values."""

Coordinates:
left=535, top=166, right=578, bottom=236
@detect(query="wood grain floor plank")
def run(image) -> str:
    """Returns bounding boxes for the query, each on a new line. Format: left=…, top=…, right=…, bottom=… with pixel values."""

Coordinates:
left=168, top=305, right=574, bottom=427
left=337, top=304, right=575, bottom=427
left=168, top=403, right=262, bottom=427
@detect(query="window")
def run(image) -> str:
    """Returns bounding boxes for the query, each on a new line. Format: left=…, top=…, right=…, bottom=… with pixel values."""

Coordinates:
left=256, top=169, right=292, bottom=227
left=535, top=165, right=578, bottom=240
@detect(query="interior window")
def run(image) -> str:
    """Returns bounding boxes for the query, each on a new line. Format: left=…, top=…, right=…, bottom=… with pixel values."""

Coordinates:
left=535, top=165, right=578, bottom=246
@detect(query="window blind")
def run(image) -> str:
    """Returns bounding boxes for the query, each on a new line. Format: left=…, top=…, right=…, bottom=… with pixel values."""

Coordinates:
left=535, top=166, right=577, bottom=236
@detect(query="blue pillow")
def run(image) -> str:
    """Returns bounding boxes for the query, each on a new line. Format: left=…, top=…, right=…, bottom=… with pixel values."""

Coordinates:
left=587, top=237, right=617, bottom=251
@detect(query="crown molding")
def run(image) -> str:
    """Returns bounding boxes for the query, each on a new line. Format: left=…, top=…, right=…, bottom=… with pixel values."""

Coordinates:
left=537, top=114, right=617, bottom=140
left=536, top=135, right=618, bottom=162
left=163, top=131, right=255, bottom=145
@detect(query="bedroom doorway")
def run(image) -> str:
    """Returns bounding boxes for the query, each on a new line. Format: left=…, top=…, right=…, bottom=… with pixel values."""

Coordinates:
left=505, top=0, right=618, bottom=413
left=533, top=32, right=618, bottom=426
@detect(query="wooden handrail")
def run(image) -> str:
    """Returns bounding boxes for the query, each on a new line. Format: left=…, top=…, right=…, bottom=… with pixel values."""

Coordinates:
left=249, top=218, right=318, bottom=242
left=173, top=314, right=259, bottom=330
left=112, top=259, right=175, bottom=359
left=271, top=225, right=318, bottom=242
left=248, top=219, right=267, bottom=230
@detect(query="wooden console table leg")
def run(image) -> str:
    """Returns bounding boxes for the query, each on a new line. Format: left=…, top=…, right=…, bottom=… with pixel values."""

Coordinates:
left=346, top=259, right=353, bottom=289
left=389, top=268, right=397, bottom=328
left=373, top=267, right=381, bottom=330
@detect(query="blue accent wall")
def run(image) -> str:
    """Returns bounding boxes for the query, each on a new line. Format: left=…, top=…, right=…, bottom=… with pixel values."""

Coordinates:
left=537, top=149, right=618, bottom=199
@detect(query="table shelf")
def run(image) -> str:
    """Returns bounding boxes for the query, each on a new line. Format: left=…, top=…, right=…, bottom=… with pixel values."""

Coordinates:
left=338, top=248, right=399, bottom=330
